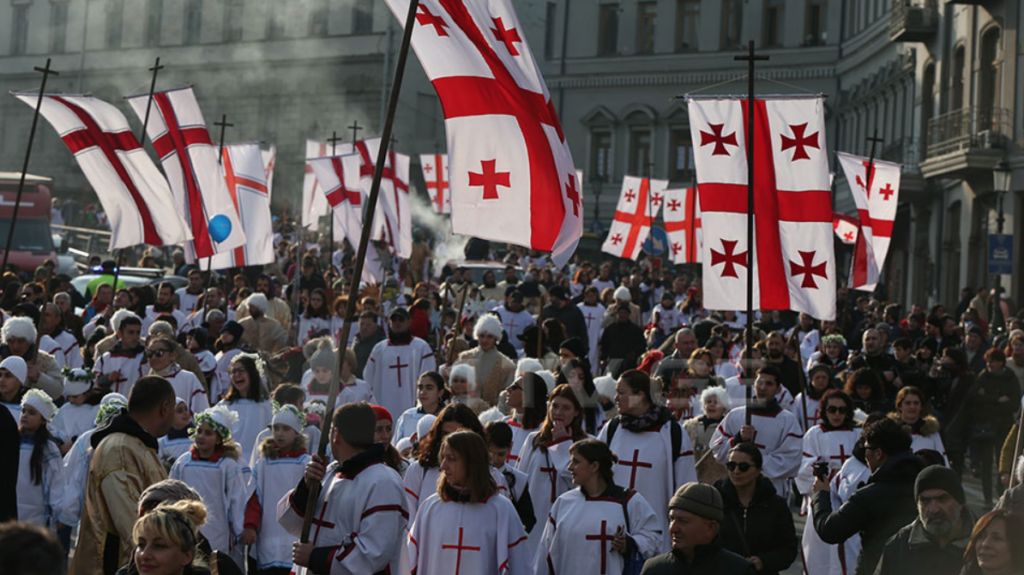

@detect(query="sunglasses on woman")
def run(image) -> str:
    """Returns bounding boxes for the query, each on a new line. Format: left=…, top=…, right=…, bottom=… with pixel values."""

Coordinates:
left=146, top=349, right=169, bottom=359
left=726, top=461, right=754, bottom=472
left=826, top=405, right=848, bottom=414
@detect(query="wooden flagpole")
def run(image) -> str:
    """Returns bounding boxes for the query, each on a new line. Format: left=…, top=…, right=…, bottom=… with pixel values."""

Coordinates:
left=202, top=114, right=233, bottom=323
left=2, top=59, right=59, bottom=276
left=326, top=131, right=343, bottom=278
left=299, top=0, right=422, bottom=543
left=735, top=42, right=768, bottom=426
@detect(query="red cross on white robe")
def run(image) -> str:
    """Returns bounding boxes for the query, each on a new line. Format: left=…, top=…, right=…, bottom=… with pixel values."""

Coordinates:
left=619, top=449, right=653, bottom=489
left=441, top=527, right=481, bottom=575
left=586, top=520, right=616, bottom=574
left=389, top=355, right=409, bottom=388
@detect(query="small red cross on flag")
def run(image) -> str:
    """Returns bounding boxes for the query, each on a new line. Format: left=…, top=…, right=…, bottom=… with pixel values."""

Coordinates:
left=348, top=138, right=413, bottom=259
left=602, top=176, right=668, bottom=261
left=662, top=187, right=702, bottom=264
left=837, top=151, right=901, bottom=291
left=384, top=0, right=582, bottom=267
left=420, top=153, right=451, bottom=214
left=689, top=96, right=835, bottom=320
left=832, top=212, right=859, bottom=245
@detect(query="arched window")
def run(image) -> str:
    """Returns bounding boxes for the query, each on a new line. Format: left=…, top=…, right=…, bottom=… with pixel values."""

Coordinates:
left=978, top=26, right=1001, bottom=131
left=950, top=45, right=965, bottom=111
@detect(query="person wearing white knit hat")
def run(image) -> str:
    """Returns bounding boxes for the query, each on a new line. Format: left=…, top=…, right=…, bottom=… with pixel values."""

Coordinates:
left=2, top=316, right=63, bottom=400
left=169, top=403, right=247, bottom=556
left=454, top=314, right=517, bottom=406
left=601, top=285, right=642, bottom=328
left=17, top=389, right=63, bottom=526
left=52, top=367, right=101, bottom=452
left=0, top=355, right=28, bottom=420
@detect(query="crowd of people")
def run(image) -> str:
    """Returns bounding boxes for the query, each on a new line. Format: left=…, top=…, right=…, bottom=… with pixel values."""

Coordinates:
left=2, top=231, right=1024, bottom=575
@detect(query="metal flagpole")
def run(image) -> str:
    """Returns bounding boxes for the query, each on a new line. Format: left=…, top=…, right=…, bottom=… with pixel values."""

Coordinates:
left=326, top=131, right=343, bottom=278
left=299, top=0, right=422, bottom=543
left=735, top=41, right=768, bottom=427
left=848, top=129, right=885, bottom=325
left=2, top=59, right=59, bottom=276
left=202, top=114, right=233, bottom=323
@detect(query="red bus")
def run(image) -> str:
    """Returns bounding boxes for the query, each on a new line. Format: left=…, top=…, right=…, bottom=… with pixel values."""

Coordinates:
left=0, top=172, right=57, bottom=273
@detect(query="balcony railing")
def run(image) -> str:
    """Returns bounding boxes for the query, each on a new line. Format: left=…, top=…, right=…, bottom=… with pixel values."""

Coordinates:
left=880, top=138, right=921, bottom=169
left=925, top=107, right=1011, bottom=159
left=890, top=0, right=938, bottom=42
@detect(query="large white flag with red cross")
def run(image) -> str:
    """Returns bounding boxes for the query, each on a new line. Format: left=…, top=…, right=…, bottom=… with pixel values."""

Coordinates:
left=688, top=96, right=835, bottom=320
left=420, top=153, right=451, bottom=214
left=837, top=151, right=901, bottom=291
left=209, top=143, right=274, bottom=270
left=127, top=87, right=246, bottom=259
left=382, top=0, right=582, bottom=267
left=308, top=154, right=382, bottom=284
left=302, top=140, right=330, bottom=231
left=350, top=138, right=412, bottom=258
left=14, top=93, right=191, bottom=250
left=833, top=212, right=858, bottom=245
left=663, top=187, right=702, bottom=264
left=601, top=176, right=667, bottom=260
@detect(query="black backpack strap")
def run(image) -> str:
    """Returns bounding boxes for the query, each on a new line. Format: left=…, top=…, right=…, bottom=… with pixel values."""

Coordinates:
left=606, top=415, right=620, bottom=446
left=671, top=419, right=683, bottom=461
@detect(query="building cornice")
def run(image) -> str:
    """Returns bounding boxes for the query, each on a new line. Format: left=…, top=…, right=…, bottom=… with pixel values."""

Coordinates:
left=546, top=67, right=836, bottom=90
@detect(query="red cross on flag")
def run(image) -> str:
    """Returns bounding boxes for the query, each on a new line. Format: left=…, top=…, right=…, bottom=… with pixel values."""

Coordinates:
left=262, top=145, right=276, bottom=199
left=382, top=0, right=582, bottom=267
left=209, top=143, right=274, bottom=270
left=601, top=176, right=668, bottom=260
left=833, top=212, right=859, bottom=245
left=837, top=151, right=901, bottom=291
left=302, top=140, right=330, bottom=231
left=663, top=187, right=703, bottom=264
left=13, top=93, right=191, bottom=250
left=688, top=96, right=835, bottom=320
left=126, top=87, right=247, bottom=259
left=349, top=138, right=412, bottom=258
left=420, top=153, right=451, bottom=214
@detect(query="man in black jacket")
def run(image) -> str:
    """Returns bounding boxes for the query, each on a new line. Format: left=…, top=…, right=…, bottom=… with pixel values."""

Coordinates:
left=599, top=303, right=647, bottom=377
left=541, top=286, right=588, bottom=343
left=874, top=465, right=976, bottom=575
left=811, top=418, right=925, bottom=575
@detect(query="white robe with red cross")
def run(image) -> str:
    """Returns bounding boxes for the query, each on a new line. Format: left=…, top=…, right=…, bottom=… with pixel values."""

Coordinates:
left=402, top=460, right=509, bottom=520
left=363, top=338, right=436, bottom=418
left=503, top=416, right=539, bottom=467
left=407, top=493, right=531, bottom=575
left=796, top=425, right=859, bottom=575
left=535, top=487, right=661, bottom=575
left=596, top=419, right=697, bottom=553
left=577, top=302, right=605, bottom=373
left=789, top=392, right=822, bottom=433
left=514, top=433, right=576, bottom=558
left=158, top=365, right=210, bottom=416
left=709, top=404, right=803, bottom=499
left=93, top=347, right=147, bottom=397
left=277, top=460, right=408, bottom=575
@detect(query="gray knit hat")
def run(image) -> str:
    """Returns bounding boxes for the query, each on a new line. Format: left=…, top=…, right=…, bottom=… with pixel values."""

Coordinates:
left=308, top=339, right=336, bottom=370
left=669, top=482, right=723, bottom=521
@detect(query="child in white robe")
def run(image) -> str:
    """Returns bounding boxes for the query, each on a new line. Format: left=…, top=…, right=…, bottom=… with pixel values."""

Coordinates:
left=217, top=353, right=273, bottom=475
left=485, top=420, right=536, bottom=534
left=56, top=394, right=127, bottom=528
left=51, top=367, right=100, bottom=453
left=158, top=397, right=193, bottom=470
left=169, top=404, right=247, bottom=560
left=17, top=390, right=64, bottom=526
left=392, top=372, right=446, bottom=445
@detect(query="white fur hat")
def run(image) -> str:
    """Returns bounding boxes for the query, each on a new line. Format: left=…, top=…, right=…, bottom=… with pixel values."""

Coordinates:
left=0, top=356, right=27, bottom=385
left=272, top=402, right=306, bottom=433
left=594, top=375, right=617, bottom=401
left=478, top=406, right=506, bottom=426
left=449, top=363, right=476, bottom=392
left=194, top=404, right=239, bottom=440
left=416, top=414, right=437, bottom=442
left=112, top=310, right=139, bottom=333
left=246, top=293, right=268, bottom=312
left=474, top=314, right=503, bottom=340
left=396, top=437, right=413, bottom=453
left=2, top=316, right=37, bottom=343
left=537, top=370, right=556, bottom=394
left=63, top=367, right=96, bottom=397
left=22, top=389, right=57, bottom=421
left=613, top=286, right=632, bottom=302
left=515, top=357, right=543, bottom=377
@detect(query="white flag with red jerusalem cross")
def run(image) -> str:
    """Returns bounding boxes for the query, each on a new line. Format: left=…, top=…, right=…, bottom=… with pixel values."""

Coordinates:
left=13, top=93, right=191, bottom=250
left=833, top=212, right=859, bottom=245
left=302, top=140, right=330, bottom=231
left=688, top=96, right=835, bottom=320
left=208, top=143, right=274, bottom=270
left=601, top=176, right=667, bottom=260
left=346, top=138, right=412, bottom=258
left=126, top=87, right=246, bottom=259
left=262, top=145, right=276, bottom=200
left=382, top=0, right=582, bottom=267
left=663, top=187, right=703, bottom=264
left=420, top=153, right=451, bottom=214
left=837, top=151, right=901, bottom=291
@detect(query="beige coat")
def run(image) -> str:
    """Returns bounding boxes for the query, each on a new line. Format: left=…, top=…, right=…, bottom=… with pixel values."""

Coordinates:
left=235, top=297, right=293, bottom=330
left=456, top=346, right=516, bottom=406
left=240, top=316, right=289, bottom=354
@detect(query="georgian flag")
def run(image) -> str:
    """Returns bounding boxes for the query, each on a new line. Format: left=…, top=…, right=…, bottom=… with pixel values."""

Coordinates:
left=601, top=176, right=667, bottom=261
left=382, top=0, right=582, bottom=267
left=420, top=153, right=451, bottom=214
left=837, top=152, right=901, bottom=291
left=13, top=93, right=191, bottom=250
left=302, top=140, right=330, bottom=230
left=350, top=138, right=412, bottom=258
left=209, top=143, right=274, bottom=270
left=833, top=212, right=859, bottom=245
left=127, top=87, right=246, bottom=259
left=262, top=144, right=276, bottom=199
left=663, top=187, right=702, bottom=264
left=688, top=96, right=835, bottom=320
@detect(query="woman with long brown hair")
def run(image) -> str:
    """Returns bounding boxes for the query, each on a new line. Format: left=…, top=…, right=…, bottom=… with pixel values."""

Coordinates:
left=961, top=509, right=1024, bottom=575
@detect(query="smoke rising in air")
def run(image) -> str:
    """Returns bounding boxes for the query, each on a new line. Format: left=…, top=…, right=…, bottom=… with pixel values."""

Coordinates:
left=408, top=184, right=468, bottom=280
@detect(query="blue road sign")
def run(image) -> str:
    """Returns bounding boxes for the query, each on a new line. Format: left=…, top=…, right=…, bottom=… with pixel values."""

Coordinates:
left=989, top=234, right=1013, bottom=275
left=644, top=226, right=668, bottom=256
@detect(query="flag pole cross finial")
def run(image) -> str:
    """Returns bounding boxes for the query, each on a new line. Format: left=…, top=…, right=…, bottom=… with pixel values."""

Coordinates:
left=215, top=114, right=233, bottom=163
left=864, top=128, right=884, bottom=195
left=733, top=40, right=769, bottom=426
left=349, top=120, right=363, bottom=143
left=327, top=130, right=343, bottom=156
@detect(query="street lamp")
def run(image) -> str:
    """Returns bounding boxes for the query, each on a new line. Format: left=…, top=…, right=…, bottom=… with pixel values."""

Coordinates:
left=992, top=161, right=1012, bottom=331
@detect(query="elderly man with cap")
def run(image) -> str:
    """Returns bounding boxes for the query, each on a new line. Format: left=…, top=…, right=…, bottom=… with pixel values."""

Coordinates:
left=455, top=314, right=516, bottom=406
left=874, top=465, right=976, bottom=575
left=496, top=289, right=535, bottom=354
left=602, top=286, right=642, bottom=328
left=640, top=483, right=755, bottom=574
left=364, top=307, right=436, bottom=419
left=239, top=293, right=289, bottom=355
left=1, top=316, right=63, bottom=400
left=280, top=401, right=408, bottom=575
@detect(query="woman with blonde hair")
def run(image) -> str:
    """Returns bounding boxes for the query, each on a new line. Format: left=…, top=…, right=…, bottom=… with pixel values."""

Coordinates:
left=130, top=500, right=211, bottom=575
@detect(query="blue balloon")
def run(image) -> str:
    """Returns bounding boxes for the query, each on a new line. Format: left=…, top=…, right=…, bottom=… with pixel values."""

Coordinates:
left=208, top=215, right=232, bottom=243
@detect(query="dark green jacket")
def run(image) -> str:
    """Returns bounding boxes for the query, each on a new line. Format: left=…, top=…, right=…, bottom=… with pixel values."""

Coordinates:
left=640, top=541, right=756, bottom=575
left=874, top=509, right=976, bottom=575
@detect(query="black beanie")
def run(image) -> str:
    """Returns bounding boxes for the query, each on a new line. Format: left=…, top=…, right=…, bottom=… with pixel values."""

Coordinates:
left=915, top=464, right=965, bottom=505
left=559, top=337, right=586, bottom=359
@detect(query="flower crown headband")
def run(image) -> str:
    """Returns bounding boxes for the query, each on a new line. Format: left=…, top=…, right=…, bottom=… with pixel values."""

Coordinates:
left=233, top=352, right=266, bottom=379
left=62, top=366, right=96, bottom=383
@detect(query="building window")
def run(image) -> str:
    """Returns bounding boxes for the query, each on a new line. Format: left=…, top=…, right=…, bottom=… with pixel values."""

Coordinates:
left=224, top=0, right=244, bottom=42
left=951, top=45, right=965, bottom=110
left=598, top=4, right=619, bottom=56
left=675, top=0, right=699, bottom=52
left=144, top=0, right=162, bottom=46
left=629, top=128, right=652, bottom=175
left=805, top=0, right=827, bottom=46
left=763, top=0, right=784, bottom=48
left=267, top=6, right=285, bottom=40
left=544, top=2, right=557, bottom=60
left=636, top=2, right=656, bottom=54
left=106, top=0, right=124, bottom=48
left=310, top=0, right=328, bottom=37
left=721, top=0, right=742, bottom=50
left=979, top=27, right=1001, bottom=131
left=50, top=2, right=69, bottom=53
left=11, top=5, right=28, bottom=55
left=591, top=130, right=613, bottom=179
left=184, top=0, right=202, bottom=44
left=669, top=128, right=694, bottom=182
left=353, top=0, right=374, bottom=34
